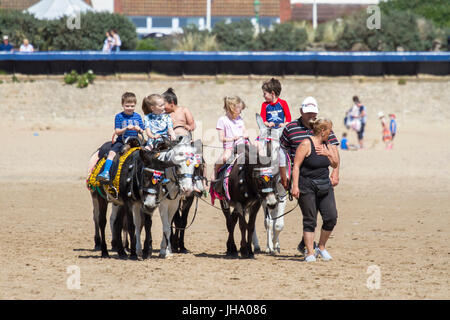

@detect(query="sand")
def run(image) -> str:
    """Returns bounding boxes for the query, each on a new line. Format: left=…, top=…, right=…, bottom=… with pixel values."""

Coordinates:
left=0, top=76, right=449, bottom=299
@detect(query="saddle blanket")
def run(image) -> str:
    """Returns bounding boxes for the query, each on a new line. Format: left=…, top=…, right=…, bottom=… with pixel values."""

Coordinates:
left=86, top=147, right=141, bottom=197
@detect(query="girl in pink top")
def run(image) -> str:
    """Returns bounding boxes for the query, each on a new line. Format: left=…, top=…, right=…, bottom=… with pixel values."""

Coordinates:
left=212, top=96, right=249, bottom=181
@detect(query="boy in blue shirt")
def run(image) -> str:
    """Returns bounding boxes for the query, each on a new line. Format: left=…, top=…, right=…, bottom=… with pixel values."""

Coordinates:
left=97, top=92, right=145, bottom=183
left=341, top=133, right=349, bottom=150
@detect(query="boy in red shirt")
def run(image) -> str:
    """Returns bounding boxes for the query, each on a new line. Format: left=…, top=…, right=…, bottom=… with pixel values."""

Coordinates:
left=260, top=78, right=291, bottom=128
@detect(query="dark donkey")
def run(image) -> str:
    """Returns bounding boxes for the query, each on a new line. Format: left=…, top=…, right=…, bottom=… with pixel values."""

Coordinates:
left=214, top=142, right=278, bottom=258
left=88, top=140, right=173, bottom=259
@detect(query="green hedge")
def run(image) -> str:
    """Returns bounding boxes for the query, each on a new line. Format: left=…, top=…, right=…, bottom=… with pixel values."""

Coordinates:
left=0, top=9, right=137, bottom=51
left=337, top=10, right=438, bottom=51
left=379, top=0, right=450, bottom=28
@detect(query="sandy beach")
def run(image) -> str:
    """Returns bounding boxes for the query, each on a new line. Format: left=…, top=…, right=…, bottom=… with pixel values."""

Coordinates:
left=0, top=76, right=449, bottom=299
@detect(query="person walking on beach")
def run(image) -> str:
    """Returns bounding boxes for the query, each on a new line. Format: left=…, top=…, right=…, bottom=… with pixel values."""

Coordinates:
left=291, top=118, right=339, bottom=262
left=353, top=96, right=367, bottom=149
left=280, top=97, right=340, bottom=254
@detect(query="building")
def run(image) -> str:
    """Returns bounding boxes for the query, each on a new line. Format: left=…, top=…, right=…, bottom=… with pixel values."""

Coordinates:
left=289, top=0, right=383, bottom=26
left=115, top=0, right=281, bottom=37
left=1, top=0, right=383, bottom=37
left=0, top=0, right=281, bottom=37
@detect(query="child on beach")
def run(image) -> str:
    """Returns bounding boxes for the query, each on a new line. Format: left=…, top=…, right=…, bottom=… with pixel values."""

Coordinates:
left=142, top=94, right=177, bottom=150
left=389, top=113, right=397, bottom=149
left=211, top=96, right=250, bottom=181
left=97, top=92, right=145, bottom=183
left=378, top=111, right=392, bottom=150
left=260, top=78, right=291, bottom=128
left=341, top=133, right=349, bottom=150
left=340, top=132, right=358, bottom=151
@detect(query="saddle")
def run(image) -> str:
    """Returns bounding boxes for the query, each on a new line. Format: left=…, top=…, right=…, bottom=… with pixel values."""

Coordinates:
left=210, top=153, right=243, bottom=205
left=87, top=147, right=141, bottom=204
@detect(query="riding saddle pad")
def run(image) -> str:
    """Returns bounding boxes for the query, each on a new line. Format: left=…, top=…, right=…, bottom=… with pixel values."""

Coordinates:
left=210, top=154, right=244, bottom=205
left=86, top=147, right=141, bottom=198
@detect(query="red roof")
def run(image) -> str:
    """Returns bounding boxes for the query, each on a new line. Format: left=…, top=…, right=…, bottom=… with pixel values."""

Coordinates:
left=116, top=0, right=280, bottom=17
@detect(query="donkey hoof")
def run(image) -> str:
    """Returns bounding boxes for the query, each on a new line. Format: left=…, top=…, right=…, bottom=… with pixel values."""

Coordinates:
left=142, top=252, right=151, bottom=259
left=254, top=247, right=262, bottom=253
left=179, top=247, right=190, bottom=254
left=226, top=251, right=238, bottom=258
left=101, top=251, right=110, bottom=258
left=129, top=254, right=138, bottom=260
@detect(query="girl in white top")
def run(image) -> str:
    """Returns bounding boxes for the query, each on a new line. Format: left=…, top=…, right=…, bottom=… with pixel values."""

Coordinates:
left=212, top=96, right=250, bottom=181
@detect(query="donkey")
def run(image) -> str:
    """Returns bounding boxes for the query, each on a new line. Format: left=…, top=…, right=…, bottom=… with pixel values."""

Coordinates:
left=88, top=140, right=172, bottom=259
left=125, top=136, right=204, bottom=258
left=170, top=137, right=206, bottom=253
left=252, top=114, right=288, bottom=254
left=212, top=142, right=278, bottom=258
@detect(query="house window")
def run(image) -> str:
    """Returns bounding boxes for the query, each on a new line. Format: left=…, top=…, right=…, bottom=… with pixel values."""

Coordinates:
left=179, top=17, right=201, bottom=28
left=152, top=17, right=173, bottom=28
left=211, top=17, right=228, bottom=27
left=129, top=16, right=147, bottom=28
left=259, top=17, right=278, bottom=27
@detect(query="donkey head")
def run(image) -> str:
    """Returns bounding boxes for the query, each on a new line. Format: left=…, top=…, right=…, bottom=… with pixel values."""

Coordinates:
left=241, top=144, right=278, bottom=209
left=167, top=136, right=203, bottom=198
left=139, top=149, right=174, bottom=212
left=255, top=113, right=282, bottom=169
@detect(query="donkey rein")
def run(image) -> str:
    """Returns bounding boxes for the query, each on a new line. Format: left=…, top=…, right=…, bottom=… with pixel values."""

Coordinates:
left=171, top=196, right=200, bottom=231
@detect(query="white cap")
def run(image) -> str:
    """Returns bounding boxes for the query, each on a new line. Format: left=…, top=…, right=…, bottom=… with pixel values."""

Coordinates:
left=3, top=35, right=8, bottom=40
left=377, top=111, right=384, bottom=118
left=301, top=96, right=319, bottom=114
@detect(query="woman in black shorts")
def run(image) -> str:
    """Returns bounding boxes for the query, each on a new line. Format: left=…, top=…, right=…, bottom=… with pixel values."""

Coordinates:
left=291, top=118, right=339, bottom=262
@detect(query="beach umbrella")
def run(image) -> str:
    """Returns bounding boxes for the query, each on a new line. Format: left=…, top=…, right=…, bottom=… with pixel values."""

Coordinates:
left=26, top=0, right=94, bottom=20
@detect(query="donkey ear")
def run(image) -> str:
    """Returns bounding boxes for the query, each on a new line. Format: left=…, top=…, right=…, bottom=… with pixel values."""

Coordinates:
left=255, top=113, right=266, bottom=131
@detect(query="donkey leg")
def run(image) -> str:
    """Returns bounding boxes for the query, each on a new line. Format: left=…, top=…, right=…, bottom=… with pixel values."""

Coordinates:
left=246, top=202, right=260, bottom=259
left=252, top=231, right=261, bottom=253
left=264, top=205, right=275, bottom=254
left=110, top=202, right=118, bottom=250
left=129, top=202, right=140, bottom=260
left=179, top=196, right=194, bottom=253
left=238, top=212, right=249, bottom=258
left=159, top=201, right=174, bottom=258
left=272, top=199, right=286, bottom=254
left=221, top=200, right=238, bottom=257
left=91, top=193, right=101, bottom=250
left=112, top=205, right=127, bottom=259
left=170, top=205, right=181, bottom=253
left=98, top=197, right=109, bottom=258
left=142, top=211, right=153, bottom=259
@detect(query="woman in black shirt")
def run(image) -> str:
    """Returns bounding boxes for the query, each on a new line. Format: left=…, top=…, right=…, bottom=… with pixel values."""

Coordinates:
left=291, top=118, right=339, bottom=262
